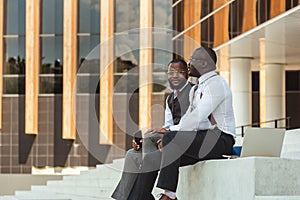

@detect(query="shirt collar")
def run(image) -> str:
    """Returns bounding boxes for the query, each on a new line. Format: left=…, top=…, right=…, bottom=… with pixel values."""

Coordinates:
left=198, top=71, right=217, bottom=85
left=174, top=80, right=189, bottom=94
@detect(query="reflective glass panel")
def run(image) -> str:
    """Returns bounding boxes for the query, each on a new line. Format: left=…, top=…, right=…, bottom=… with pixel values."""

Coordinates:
left=78, top=0, right=100, bottom=34
left=3, top=76, right=25, bottom=94
left=4, top=0, right=25, bottom=35
left=114, top=0, right=140, bottom=93
left=40, top=37, right=63, bottom=74
left=3, top=37, right=25, bottom=75
left=153, top=0, right=172, bottom=92
left=115, top=0, right=140, bottom=32
left=41, top=0, right=63, bottom=34
left=39, top=76, right=62, bottom=94
left=78, top=35, right=100, bottom=73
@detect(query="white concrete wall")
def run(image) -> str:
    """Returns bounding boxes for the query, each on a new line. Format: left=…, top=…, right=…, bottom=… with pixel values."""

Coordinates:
left=177, top=157, right=300, bottom=200
left=0, top=174, right=62, bottom=195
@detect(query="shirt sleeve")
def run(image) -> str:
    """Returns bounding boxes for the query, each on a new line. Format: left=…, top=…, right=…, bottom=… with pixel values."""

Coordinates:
left=178, top=79, right=225, bottom=131
left=163, top=95, right=174, bottom=130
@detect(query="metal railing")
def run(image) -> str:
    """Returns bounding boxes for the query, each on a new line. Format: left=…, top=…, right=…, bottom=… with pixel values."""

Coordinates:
left=236, top=117, right=291, bottom=137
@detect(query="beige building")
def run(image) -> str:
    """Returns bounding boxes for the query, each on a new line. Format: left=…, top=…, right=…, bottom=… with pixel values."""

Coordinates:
left=0, top=0, right=299, bottom=173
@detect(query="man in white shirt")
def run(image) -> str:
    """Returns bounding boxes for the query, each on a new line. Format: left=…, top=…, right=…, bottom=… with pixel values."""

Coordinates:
left=112, top=59, right=193, bottom=200
left=156, top=47, right=236, bottom=200
left=128, top=47, right=236, bottom=200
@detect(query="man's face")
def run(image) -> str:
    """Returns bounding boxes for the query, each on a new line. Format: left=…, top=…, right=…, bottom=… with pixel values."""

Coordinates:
left=188, top=48, right=215, bottom=77
left=167, top=62, right=187, bottom=89
left=188, top=50, right=206, bottom=78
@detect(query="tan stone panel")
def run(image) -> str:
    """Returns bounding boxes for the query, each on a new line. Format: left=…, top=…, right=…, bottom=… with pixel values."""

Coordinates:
left=139, top=0, right=153, bottom=132
left=242, top=0, right=257, bottom=33
left=63, top=0, right=77, bottom=139
left=270, top=0, right=285, bottom=18
left=100, top=0, right=114, bottom=144
left=25, top=0, right=40, bottom=135
left=213, top=0, right=230, bottom=47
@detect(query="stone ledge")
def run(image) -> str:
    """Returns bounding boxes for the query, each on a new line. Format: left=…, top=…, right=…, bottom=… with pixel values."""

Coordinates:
left=177, top=157, right=300, bottom=200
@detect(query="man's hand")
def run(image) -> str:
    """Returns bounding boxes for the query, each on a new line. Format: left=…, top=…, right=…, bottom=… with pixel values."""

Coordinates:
left=157, top=139, right=162, bottom=152
left=132, top=139, right=142, bottom=151
left=145, top=128, right=168, bottom=135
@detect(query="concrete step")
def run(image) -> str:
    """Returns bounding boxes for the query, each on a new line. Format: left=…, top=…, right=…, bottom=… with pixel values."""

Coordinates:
left=281, top=143, right=300, bottom=153
left=281, top=151, right=300, bottom=160
left=283, top=129, right=300, bottom=144
left=62, top=165, right=122, bottom=181
left=255, top=196, right=300, bottom=200
left=14, top=190, right=110, bottom=200
left=46, top=178, right=117, bottom=188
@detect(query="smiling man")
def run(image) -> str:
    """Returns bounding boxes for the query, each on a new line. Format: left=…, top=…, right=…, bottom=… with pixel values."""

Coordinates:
left=112, top=59, right=193, bottom=200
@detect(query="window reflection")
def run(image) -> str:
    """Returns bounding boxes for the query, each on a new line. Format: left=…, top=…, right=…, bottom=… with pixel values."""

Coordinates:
left=40, top=37, right=63, bottom=74
left=115, top=0, right=140, bottom=32
left=229, top=0, right=243, bottom=39
left=153, top=0, right=172, bottom=92
left=201, top=0, right=214, bottom=47
left=114, top=0, right=140, bottom=93
left=4, top=0, right=26, bottom=35
left=3, top=76, right=25, bottom=94
left=41, top=0, right=63, bottom=34
left=40, top=0, right=63, bottom=94
left=78, top=0, right=100, bottom=34
left=77, top=0, right=100, bottom=94
left=3, top=37, right=25, bottom=75
left=78, top=36, right=100, bottom=72
left=3, top=0, right=26, bottom=94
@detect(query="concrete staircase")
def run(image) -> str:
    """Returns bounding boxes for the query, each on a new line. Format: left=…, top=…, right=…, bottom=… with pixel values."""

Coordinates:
left=1, top=129, right=300, bottom=200
left=0, top=160, right=124, bottom=200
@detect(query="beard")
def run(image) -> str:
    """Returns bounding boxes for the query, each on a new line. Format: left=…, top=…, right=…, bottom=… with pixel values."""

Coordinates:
left=168, top=79, right=187, bottom=90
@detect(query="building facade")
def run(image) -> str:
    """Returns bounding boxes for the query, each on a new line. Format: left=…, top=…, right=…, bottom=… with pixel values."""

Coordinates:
left=0, top=0, right=299, bottom=173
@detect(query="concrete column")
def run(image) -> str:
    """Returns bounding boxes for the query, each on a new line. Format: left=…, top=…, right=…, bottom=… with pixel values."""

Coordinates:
left=230, top=58, right=252, bottom=130
left=261, top=63, right=285, bottom=127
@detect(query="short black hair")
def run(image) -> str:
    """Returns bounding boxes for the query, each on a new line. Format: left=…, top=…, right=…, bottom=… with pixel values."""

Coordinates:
left=201, top=46, right=217, bottom=64
left=168, top=58, right=188, bottom=70
left=168, top=58, right=188, bottom=78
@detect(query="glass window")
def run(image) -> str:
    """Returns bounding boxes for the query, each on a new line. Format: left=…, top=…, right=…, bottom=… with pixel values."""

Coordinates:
left=77, top=0, right=100, bottom=94
left=201, top=0, right=214, bottom=47
left=3, top=37, right=25, bottom=75
left=172, top=0, right=184, bottom=33
left=114, top=0, right=140, bottom=93
left=41, top=0, right=63, bottom=35
left=4, top=0, right=26, bottom=35
left=78, top=0, right=100, bottom=34
left=153, top=0, right=172, bottom=29
left=229, top=0, right=244, bottom=39
left=39, top=76, right=62, bottom=94
left=78, top=35, right=100, bottom=72
left=40, top=36, right=63, bottom=93
left=2, top=37, right=25, bottom=94
left=256, top=0, right=271, bottom=25
left=40, top=37, right=63, bottom=74
left=115, top=0, right=140, bottom=32
left=3, top=76, right=25, bottom=94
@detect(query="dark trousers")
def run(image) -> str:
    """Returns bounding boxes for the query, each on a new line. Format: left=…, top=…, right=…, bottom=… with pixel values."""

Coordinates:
left=128, top=129, right=234, bottom=199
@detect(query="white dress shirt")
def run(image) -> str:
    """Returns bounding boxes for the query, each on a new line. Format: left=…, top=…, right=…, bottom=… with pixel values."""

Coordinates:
left=163, top=81, right=189, bottom=130
left=177, top=71, right=236, bottom=138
